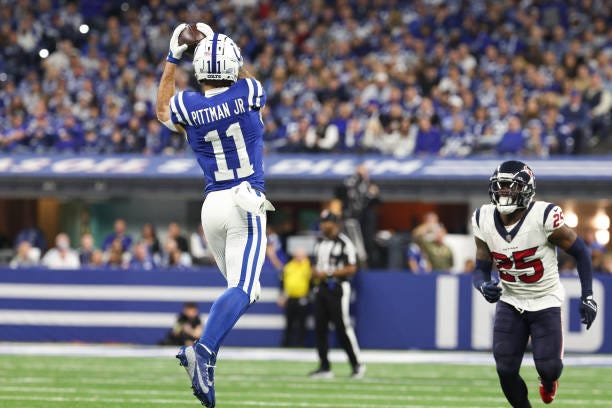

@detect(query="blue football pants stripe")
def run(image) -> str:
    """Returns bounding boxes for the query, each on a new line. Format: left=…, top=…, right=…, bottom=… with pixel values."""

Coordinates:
left=239, top=213, right=254, bottom=293
left=247, top=215, right=263, bottom=295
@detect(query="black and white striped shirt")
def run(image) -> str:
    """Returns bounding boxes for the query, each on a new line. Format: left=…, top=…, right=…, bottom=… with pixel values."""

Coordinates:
left=314, top=232, right=357, bottom=281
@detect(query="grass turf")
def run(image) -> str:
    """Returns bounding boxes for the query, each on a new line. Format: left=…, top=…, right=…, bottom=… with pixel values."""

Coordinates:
left=0, top=355, right=611, bottom=407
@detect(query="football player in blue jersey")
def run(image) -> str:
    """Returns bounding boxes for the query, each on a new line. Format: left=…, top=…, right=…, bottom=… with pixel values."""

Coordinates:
left=156, top=23, right=274, bottom=408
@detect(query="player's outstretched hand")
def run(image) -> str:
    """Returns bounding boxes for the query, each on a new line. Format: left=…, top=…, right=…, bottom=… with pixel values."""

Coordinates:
left=579, top=295, right=597, bottom=330
left=167, top=23, right=189, bottom=64
left=479, top=280, right=502, bottom=303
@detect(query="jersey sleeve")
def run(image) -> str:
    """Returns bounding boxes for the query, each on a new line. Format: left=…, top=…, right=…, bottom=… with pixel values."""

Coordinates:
left=244, top=78, right=266, bottom=109
left=169, top=91, right=192, bottom=127
left=472, top=207, right=485, bottom=242
left=543, top=204, right=565, bottom=237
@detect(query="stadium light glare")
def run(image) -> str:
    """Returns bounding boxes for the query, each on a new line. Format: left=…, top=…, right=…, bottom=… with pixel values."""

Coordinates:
left=39, top=49, right=49, bottom=59
left=565, top=211, right=578, bottom=228
left=594, top=213, right=610, bottom=230
left=595, top=229, right=610, bottom=246
left=79, top=24, right=89, bottom=34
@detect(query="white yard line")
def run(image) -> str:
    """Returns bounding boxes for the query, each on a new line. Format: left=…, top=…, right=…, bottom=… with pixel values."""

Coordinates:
left=1, top=343, right=611, bottom=367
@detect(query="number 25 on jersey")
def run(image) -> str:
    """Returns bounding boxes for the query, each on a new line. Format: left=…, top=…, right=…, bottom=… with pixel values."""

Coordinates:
left=492, top=247, right=544, bottom=283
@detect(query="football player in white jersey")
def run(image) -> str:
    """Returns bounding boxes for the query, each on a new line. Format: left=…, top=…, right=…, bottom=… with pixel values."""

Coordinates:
left=472, top=160, right=597, bottom=407
left=156, top=23, right=273, bottom=408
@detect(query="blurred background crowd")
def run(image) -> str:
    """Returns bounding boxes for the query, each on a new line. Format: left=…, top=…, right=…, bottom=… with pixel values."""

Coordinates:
left=1, top=0, right=611, bottom=156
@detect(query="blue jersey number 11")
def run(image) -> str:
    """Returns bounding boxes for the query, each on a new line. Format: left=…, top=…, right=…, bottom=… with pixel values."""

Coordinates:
left=204, top=122, right=254, bottom=181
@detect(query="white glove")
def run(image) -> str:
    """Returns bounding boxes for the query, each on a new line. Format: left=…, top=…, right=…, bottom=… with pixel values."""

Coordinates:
left=231, top=181, right=275, bottom=216
left=196, top=22, right=214, bottom=38
left=167, top=23, right=188, bottom=64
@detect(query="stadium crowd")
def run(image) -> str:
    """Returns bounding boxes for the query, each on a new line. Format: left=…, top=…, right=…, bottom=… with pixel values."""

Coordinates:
left=8, top=218, right=216, bottom=270
left=1, top=0, right=611, bottom=157
left=5, top=213, right=611, bottom=274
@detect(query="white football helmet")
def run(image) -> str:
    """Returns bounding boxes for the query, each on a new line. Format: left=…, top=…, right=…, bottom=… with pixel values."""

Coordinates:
left=193, top=33, right=243, bottom=83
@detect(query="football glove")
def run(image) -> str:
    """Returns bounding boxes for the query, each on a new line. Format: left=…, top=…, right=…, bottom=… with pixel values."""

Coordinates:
left=196, top=22, right=214, bottom=38
left=479, top=280, right=502, bottom=303
left=579, top=295, right=597, bottom=330
left=167, top=23, right=189, bottom=64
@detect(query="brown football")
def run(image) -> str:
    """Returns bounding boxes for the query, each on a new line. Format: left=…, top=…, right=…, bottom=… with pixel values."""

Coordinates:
left=178, top=23, right=206, bottom=57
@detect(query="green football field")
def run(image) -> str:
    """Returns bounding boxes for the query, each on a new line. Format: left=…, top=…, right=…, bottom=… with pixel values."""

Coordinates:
left=0, top=354, right=611, bottom=408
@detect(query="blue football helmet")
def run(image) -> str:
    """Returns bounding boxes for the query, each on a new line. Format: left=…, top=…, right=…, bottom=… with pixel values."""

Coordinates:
left=489, top=160, right=536, bottom=215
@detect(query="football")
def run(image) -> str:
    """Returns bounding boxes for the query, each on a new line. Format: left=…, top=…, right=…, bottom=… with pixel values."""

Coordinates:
left=178, top=23, right=206, bottom=57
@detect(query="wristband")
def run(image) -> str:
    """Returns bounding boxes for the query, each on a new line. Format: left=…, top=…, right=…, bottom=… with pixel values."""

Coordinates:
left=167, top=52, right=180, bottom=64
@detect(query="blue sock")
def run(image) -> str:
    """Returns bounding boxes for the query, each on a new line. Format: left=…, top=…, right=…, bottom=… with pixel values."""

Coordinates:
left=199, top=287, right=250, bottom=354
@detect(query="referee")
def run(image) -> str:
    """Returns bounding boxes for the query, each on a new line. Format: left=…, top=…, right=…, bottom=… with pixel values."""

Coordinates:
left=309, top=209, right=365, bottom=379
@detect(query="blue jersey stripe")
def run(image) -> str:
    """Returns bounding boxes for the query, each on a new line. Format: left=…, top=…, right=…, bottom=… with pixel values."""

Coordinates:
left=211, top=33, right=219, bottom=73
left=170, top=95, right=186, bottom=124
left=245, top=78, right=255, bottom=108
left=177, top=92, right=193, bottom=126
left=254, top=79, right=263, bottom=107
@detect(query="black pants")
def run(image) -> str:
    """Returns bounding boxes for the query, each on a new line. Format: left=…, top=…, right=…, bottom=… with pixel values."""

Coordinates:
left=313, top=281, right=361, bottom=370
left=281, top=297, right=309, bottom=347
left=493, top=301, right=563, bottom=408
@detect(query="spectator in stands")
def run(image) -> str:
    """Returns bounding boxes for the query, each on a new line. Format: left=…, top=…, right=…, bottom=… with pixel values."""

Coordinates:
left=140, top=222, right=161, bottom=260
left=167, top=221, right=189, bottom=253
left=419, top=225, right=454, bottom=272
left=86, top=249, right=105, bottom=269
left=105, top=238, right=125, bottom=269
left=560, top=89, right=591, bottom=154
left=14, top=223, right=46, bottom=252
left=304, top=109, right=339, bottom=152
left=162, top=238, right=192, bottom=268
left=78, top=233, right=96, bottom=266
left=583, top=73, right=611, bottom=149
left=541, top=107, right=570, bottom=155
left=525, top=119, right=546, bottom=157
left=158, top=302, right=203, bottom=346
left=41, top=232, right=80, bottom=269
left=264, top=224, right=287, bottom=273
left=2, top=113, right=27, bottom=152
left=497, top=115, right=527, bottom=155
left=405, top=242, right=431, bottom=274
left=128, top=241, right=156, bottom=270
left=414, top=116, right=443, bottom=155
left=336, top=164, right=381, bottom=267
left=102, top=218, right=132, bottom=252
left=9, top=240, right=40, bottom=269
left=190, top=224, right=215, bottom=266
left=278, top=248, right=312, bottom=347
left=412, top=212, right=454, bottom=272
left=441, top=115, right=473, bottom=157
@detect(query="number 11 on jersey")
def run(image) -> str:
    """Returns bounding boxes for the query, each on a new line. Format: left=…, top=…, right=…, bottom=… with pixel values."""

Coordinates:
left=204, top=122, right=254, bottom=181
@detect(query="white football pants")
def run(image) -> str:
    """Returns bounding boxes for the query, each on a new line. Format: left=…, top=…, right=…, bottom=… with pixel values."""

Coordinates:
left=201, top=188, right=267, bottom=303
